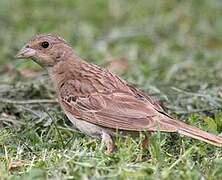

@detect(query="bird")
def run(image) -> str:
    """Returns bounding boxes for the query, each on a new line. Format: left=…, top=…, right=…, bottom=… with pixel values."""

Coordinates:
left=16, top=34, right=222, bottom=154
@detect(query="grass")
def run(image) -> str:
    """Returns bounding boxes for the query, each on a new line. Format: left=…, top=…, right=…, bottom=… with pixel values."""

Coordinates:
left=0, top=0, right=222, bottom=179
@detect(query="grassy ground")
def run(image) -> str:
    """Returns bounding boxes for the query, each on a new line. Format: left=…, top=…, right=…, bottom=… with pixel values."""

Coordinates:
left=0, top=0, right=222, bottom=179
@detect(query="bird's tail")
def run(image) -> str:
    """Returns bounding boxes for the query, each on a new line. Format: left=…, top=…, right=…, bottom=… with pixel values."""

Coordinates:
left=171, top=119, right=222, bottom=147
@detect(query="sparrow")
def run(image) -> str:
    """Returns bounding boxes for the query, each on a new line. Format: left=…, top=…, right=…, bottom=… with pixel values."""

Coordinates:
left=16, top=34, right=222, bottom=154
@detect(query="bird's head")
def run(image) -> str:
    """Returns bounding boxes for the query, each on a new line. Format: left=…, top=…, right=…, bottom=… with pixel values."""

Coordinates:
left=16, top=34, right=74, bottom=67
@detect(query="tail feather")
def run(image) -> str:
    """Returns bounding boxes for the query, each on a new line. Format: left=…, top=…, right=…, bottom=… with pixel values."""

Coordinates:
left=174, top=119, right=222, bottom=147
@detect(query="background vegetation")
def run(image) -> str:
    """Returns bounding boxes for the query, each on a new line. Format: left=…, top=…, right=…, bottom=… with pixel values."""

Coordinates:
left=0, top=0, right=222, bottom=179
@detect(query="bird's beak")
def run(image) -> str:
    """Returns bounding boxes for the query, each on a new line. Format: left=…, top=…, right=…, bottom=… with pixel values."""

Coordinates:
left=15, top=46, right=36, bottom=59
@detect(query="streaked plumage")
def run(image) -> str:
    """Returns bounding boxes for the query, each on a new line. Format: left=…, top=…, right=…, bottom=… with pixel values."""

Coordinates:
left=16, top=34, right=222, bottom=154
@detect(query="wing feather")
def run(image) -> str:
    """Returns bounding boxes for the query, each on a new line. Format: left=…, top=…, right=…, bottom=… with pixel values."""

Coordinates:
left=62, top=91, right=177, bottom=132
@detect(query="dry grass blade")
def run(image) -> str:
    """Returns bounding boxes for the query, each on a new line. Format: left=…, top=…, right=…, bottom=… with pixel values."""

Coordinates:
left=0, top=98, right=58, bottom=104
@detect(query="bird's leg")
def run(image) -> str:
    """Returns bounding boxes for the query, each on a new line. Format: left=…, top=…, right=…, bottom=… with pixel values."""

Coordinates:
left=140, top=132, right=151, bottom=150
left=136, top=132, right=151, bottom=161
left=101, top=131, right=116, bottom=155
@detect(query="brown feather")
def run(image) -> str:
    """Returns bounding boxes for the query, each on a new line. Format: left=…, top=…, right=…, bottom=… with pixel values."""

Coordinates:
left=55, top=58, right=222, bottom=147
left=16, top=34, right=222, bottom=148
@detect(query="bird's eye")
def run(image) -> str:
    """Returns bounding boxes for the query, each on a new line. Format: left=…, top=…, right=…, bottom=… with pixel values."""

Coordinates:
left=41, top=41, right=49, bottom=48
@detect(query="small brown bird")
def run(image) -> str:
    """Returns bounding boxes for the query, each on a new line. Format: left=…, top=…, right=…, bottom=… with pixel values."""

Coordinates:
left=16, top=34, right=222, bottom=154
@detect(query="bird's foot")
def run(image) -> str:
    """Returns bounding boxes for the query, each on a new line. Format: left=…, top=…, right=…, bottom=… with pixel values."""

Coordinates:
left=101, top=131, right=116, bottom=155
left=136, top=132, right=151, bottom=161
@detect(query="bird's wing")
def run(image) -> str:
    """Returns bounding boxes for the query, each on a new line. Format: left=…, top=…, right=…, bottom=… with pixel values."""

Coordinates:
left=61, top=90, right=178, bottom=132
left=126, top=84, right=166, bottom=113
